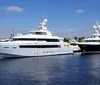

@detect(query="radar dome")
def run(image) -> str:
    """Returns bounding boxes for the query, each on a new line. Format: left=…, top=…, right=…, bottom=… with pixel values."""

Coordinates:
left=99, top=25, right=100, bottom=28
left=93, top=25, right=97, bottom=28
left=44, top=19, right=47, bottom=22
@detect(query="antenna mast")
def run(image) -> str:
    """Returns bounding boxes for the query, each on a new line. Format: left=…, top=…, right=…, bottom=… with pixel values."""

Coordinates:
left=13, top=28, right=14, bottom=37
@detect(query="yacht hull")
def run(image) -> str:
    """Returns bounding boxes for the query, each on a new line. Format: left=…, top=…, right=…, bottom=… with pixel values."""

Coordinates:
left=78, top=44, right=100, bottom=53
left=0, top=48, right=73, bottom=57
left=0, top=44, right=73, bottom=57
left=70, top=45, right=81, bottom=52
left=0, top=51, right=73, bottom=58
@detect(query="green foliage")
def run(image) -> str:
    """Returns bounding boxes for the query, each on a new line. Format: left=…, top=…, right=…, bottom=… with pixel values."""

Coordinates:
left=63, top=38, right=69, bottom=42
left=74, top=37, right=78, bottom=41
left=63, top=37, right=85, bottom=42
left=78, top=37, right=85, bottom=42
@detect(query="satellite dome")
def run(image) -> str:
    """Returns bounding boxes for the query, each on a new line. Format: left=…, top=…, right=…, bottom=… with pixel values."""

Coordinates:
left=44, top=19, right=47, bottom=22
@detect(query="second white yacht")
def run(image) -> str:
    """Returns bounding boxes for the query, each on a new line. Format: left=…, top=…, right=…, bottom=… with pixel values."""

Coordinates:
left=0, top=17, right=73, bottom=57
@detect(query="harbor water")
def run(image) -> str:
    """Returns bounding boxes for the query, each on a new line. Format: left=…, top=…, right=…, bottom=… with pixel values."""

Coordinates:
left=0, top=53, right=100, bottom=85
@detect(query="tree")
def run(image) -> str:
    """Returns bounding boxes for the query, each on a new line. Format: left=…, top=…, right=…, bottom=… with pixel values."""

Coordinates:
left=78, top=37, right=85, bottom=42
left=74, top=37, right=78, bottom=41
left=63, top=38, right=69, bottom=42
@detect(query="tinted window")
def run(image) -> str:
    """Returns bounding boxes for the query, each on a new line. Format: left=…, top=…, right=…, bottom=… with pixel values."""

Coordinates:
left=37, top=39, right=59, bottom=42
left=19, top=45, right=61, bottom=48
left=33, top=32, right=46, bottom=35
left=13, top=38, right=60, bottom=42
left=13, top=38, right=36, bottom=41
left=4, top=47, right=9, bottom=48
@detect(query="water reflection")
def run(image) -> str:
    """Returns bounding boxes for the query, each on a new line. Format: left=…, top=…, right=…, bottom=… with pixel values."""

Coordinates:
left=0, top=54, right=100, bottom=85
left=77, top=54, right=100, bottom=85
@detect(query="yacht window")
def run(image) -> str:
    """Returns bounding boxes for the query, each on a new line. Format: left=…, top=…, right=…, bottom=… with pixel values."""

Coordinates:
left=37, top=39, right=60, bottom=42
left=13, top=38, right=36, bottom=41
left=33, top=32, right=46, bottom=35
left=12, top=47, right=17, bottom=49
left=13, top=38, right=60, bottom=42
left=4, top=47, right=9, bottom=48
left=86, top=40, right=99, bottom=42
left=19, top=45, right=61, bottom=48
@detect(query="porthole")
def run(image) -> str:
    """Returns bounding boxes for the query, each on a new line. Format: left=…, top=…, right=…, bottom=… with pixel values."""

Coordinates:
left=4, top=47, right=9, bottom=48
left=12, top=47, right=17, bottom=49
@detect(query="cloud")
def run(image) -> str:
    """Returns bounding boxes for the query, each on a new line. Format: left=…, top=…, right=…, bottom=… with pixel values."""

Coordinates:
left=76, top=9, right=84, bottom=13
left=0, top=6, right=23, bottom=12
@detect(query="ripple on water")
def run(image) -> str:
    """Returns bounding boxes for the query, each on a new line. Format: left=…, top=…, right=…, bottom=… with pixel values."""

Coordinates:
left=0, top=54, right=100, bottom=85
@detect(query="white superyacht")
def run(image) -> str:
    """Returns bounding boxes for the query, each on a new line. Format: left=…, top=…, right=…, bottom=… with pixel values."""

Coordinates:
left=0, top=17, right=73, bottom=57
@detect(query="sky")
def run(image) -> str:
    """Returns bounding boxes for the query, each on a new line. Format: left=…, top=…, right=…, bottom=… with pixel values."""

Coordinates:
left=0, top=0, right=100, bottom=38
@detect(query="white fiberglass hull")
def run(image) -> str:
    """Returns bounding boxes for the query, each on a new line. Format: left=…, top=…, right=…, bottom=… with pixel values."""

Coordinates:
left=0, top=41, right=73, bottom=57
left=0, top=48, right=73, bottom=57
left=70, top=45, right=81, bottom=52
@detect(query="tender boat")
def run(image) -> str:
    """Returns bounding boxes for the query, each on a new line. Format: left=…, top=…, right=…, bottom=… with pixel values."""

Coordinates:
left=69, top=39, right=81, bottom=52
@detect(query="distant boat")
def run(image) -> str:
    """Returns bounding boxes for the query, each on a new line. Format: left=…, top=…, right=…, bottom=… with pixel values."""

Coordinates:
left=0, top=38, right=9, bottom=42
left=0, top=17, right=73, bottom=57
left=69, top=39, right=81, bottom=52
left=77, top=22, right=100, bottom=53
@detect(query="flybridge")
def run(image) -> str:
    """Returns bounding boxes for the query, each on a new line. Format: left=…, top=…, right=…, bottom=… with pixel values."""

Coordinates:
left=13, top=17, right=56, bottom=39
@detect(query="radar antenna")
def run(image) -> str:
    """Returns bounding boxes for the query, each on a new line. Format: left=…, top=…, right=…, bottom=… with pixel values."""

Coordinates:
left=93, top=21, right=100, bottom=34
left=38, top=16, right=48, bottom=31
